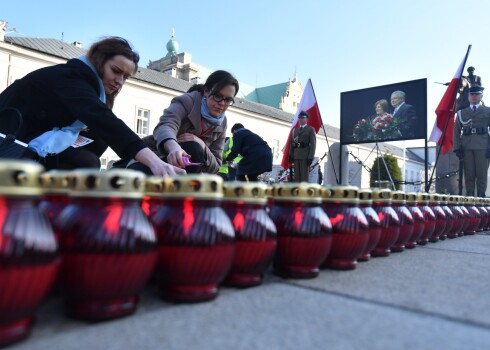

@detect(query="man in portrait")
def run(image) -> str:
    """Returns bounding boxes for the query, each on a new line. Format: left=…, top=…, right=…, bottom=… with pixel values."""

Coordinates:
left=391, top=90, right=417, bottom=138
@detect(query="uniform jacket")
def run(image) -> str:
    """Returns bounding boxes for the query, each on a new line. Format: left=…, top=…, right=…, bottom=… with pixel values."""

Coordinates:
left=290, top=125, right=316, bottom=160
left=225, top=128, right=272, bottom=176
left=453, top=105, right=490, bottom=150
left=144, top=91, right=226, bottom=174
left=0, top=59, right=145, bottom=158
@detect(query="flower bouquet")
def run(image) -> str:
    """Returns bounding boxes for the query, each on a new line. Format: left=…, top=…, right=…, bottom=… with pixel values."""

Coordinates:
left=352, top=113, right=404, bottom=142
left=352, top=118, right=373, bottom=141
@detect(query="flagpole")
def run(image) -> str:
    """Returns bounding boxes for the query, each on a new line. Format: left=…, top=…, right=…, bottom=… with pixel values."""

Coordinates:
left=309, top=80, right=340, bottom=185
left=426, top=44, right=471, bottom=192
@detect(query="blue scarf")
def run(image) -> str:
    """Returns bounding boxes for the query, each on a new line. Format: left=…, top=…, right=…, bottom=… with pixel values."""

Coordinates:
left=200, top=97, right=225, bottom=127
left=28, top=55, right=105, bottom=157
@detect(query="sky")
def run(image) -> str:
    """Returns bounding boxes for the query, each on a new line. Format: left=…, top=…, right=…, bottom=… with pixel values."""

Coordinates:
left=3, top=0, right=490, bottom=149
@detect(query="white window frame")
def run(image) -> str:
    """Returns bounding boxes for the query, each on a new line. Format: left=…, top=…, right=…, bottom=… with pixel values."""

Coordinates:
left=135, top=108, right=150, bottom=137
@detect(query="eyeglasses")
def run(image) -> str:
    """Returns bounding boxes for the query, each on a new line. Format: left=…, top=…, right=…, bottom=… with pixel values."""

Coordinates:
left=212, top=94, right=235, bottom=106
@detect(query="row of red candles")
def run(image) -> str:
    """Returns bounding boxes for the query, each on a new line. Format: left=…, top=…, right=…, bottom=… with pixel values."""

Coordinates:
left=0, top=164, right=488, bottom=347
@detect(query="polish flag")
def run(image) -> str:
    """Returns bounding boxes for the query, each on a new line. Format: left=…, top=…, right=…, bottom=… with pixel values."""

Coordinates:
left=429, top=46, right=471, bottom=154
left=281, top=79, right=323, bottom=169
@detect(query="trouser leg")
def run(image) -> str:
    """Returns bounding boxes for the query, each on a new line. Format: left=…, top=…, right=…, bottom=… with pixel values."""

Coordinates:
left=474, top=149, right=489, bottom=197
left=463, top=150, right=476, bottom=196
left=297, top=159, right=309, bottom=182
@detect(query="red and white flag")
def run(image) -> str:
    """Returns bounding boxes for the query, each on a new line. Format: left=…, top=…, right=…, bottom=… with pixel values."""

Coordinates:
left=281, top=79, right=323, bottom=169
left=428, top=46, right=471, bottom=154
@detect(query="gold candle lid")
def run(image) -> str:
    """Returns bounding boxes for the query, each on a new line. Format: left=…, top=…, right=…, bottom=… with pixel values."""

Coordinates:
left=464, top=196, right=475, bottom=204
left=67, top=169, right=145, bottom=198
left=358, top=188, right=373, bottom=204
left=322, top=185, right=359, bottom=203
left=440, top=194, right=449, bottom=204
left=391, top=190, right=406, bottom=204
left=0, top=160, right=44, bottom=197
left=223, top=181, right=267, bottom=204
left=161, top=174, right=223, bottom=199
left=271, top=183, right=322, bottom=203
left=429, top=193, right=441, bottom=203
left=448, top=195, right=459, bottom=204
left=144, top=176, right=167, bottom=198
left=371, top=188, right=392, bottom=202
left=416, top=192, right=430, bottom=204
left=406, top=192, right=417, bottom=204
left=39, top=170, right=71, bottom=195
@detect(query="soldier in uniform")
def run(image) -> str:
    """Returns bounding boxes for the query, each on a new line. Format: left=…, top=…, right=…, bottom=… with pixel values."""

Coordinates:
left=453, top=86, right=490, bottom=197
left=289, top=111, right=317, bottom=182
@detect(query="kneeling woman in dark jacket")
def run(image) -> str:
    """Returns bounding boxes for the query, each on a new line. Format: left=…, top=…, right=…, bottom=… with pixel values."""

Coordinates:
left=225, top=123, right=273, bottom=182
left=0, top=36, right=183, bottom=177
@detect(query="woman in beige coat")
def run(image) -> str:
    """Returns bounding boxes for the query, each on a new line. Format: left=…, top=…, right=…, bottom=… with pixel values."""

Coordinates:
left=127, top=70, right=239, bottom=174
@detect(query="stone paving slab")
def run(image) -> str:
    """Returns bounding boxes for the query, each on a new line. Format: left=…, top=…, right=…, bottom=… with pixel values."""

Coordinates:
left=287, top=235, right=490, bottom=327
left=10, top=283, right=490, bottom=350
left=8, top=235, right=490, bottom=350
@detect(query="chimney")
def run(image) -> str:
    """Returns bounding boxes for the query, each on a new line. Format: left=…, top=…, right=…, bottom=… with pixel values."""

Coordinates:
left=190, top=77, right=201, bottom=84
left=72, top=41, right=82, bottom=48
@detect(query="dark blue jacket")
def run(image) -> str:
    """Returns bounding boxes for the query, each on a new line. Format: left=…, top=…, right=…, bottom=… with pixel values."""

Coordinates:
left=226, top=128, right=272, bottom=175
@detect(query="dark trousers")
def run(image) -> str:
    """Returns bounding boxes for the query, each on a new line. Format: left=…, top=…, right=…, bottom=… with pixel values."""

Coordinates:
left=237, top=173, right=261, bottom=182
left=121, top=141, right=205, bottom=175
left=463, top=149, right=489, bottom=196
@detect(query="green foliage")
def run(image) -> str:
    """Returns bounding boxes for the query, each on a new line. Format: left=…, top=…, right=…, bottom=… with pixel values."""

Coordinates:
left=370, top=154, right=402, bottom=190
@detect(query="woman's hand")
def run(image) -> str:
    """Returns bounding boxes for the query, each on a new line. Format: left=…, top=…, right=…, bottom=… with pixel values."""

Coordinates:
left=165, top=139, right=189, bottom=168
left=135, top=148, right=186, bottom=176
left=177, top=133, right=205, bottom=149
left=149, top=160, right=186, bottom=177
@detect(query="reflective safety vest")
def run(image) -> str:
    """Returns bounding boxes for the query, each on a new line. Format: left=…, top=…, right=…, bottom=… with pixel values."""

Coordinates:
left=218, top=137, right=242, bottom=174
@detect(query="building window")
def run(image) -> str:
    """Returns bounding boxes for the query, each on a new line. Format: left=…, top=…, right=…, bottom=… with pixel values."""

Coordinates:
left=136, top=108, right=150, bottom=136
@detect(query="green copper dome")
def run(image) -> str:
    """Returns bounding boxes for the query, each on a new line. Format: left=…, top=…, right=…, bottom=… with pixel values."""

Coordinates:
left=165, top=28, right=179, bottom=57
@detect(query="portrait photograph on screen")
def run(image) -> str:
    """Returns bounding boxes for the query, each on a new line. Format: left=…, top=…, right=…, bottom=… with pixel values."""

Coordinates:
left=340, top=78, right=427, bottom=145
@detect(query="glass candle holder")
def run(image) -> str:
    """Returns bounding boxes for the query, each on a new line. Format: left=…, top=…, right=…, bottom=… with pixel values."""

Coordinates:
left=476, top=197, right=488, bottom=232
left=0, top=160, right=59, bottom=347
left=143, top=176, right=165, bottom=222
left=448, top=195, right=464, bottom=238
left=438, top=194, right=453, bottom=240
left=321, top=186, right=368, bottom=270
left=463, top=196, right=481, bottom=235
left=152, top=175, right=235, bottom=302
left=390, top=191, right=414, bottom=252
left=269, top=183, right=332, bottom=279
left=457, top=195, right=470, bottom=237
left=405, top=192, right=424, bottom=248
left=55, top=169, right=157, bottom=320
left=358, top=188, right=381, bottom=262
left=370, top=189, right=400, bottom=257
left=484, top=198, right=490, bottom=231
left=415, top=193, right=435, bottom=246
left=38, top=170, right=71, bottom=231
left=429, top=194, right=446, bottom=242
left=222, top=182, right=277, bottom=287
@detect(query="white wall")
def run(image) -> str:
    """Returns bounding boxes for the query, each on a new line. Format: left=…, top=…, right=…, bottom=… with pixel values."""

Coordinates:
left=0, top=40, right=427, bottom=187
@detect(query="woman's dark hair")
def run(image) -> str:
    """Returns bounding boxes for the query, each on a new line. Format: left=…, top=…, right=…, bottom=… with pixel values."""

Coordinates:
left=88, top=37, right=140, bottom=108
left=187, top=70, right=239, bottom=97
